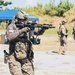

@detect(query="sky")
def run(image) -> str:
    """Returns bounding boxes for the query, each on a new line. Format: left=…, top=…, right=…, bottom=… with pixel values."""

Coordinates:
left=4, top=0, right=75, bottom=8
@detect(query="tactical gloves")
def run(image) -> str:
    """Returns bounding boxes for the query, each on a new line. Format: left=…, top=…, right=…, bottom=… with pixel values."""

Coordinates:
left=21, top=27, right=30, bottom=33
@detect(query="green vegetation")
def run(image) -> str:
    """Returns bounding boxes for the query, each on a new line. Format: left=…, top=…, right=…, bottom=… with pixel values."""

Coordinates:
left=12, top=0, right=74, bottom=17
left=0, top=0, right=12, bottom=11
left=0, top=0, right=73, bottom=18
left=43, top=28, right=58, bottom=36
left=0, top=0, right=12, bottom=6
left=67, top=25, right=73, bottom=36
left=56, top=0, right=74, bottom=16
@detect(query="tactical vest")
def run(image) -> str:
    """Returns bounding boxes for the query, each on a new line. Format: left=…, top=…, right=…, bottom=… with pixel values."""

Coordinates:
left=72, top=27, right=75, bottom=35
left=58, top=25, right=68, bottom=36
left=9, top=24, right=34, bottom=60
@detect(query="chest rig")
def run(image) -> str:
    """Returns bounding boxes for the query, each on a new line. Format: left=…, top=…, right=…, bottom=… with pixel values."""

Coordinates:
left=9, top=24, right=34, bottom=60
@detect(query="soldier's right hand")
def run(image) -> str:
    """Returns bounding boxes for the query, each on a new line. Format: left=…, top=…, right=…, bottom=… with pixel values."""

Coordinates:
left=21, top=27, right=30, bottom=32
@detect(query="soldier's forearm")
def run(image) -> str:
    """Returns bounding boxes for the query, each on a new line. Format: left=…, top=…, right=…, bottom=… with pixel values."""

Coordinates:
left=38, top=29, right=45, bottom=35
left=34, top=28, right=45, bottom=35
left=7, top=30, right=22, bottom=41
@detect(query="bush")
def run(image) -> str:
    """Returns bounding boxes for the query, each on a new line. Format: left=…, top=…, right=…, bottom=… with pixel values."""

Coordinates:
left=56, top=0, right=74, bottom=16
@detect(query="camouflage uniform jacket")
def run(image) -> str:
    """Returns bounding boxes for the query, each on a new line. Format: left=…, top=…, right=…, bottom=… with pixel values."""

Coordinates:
left=7, top=23, right=45, bottom=60
left=58, top=24, right=68, bottom=37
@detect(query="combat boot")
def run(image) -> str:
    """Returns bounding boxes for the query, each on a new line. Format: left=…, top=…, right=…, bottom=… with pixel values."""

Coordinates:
left=61, top=51, right=65, bottom=55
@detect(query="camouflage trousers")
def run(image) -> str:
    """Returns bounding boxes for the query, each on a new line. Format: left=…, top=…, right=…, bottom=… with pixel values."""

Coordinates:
left=8, top=55, right=34, bottom=75
left=59, top=36, right=67, bottom=54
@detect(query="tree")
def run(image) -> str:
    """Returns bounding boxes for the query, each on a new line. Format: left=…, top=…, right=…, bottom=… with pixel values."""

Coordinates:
left=0, top=0, right=12, bottom=10
left=56, top=0, right=74, bottom=16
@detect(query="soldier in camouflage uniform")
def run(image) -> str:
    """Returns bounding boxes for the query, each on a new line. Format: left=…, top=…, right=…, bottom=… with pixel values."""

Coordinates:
left=58, top=20, right=68, bottom=55
left=6, top=11, right=46, bottom=75
left=72, top=24, right=75, bottom=42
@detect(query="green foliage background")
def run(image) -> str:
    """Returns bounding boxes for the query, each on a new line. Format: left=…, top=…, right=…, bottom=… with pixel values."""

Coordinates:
left=11, top=0, right=74, bottom=17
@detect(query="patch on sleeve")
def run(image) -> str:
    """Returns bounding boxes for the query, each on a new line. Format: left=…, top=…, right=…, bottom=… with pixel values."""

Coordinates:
left=61, top=26, right=65, bottom=30
left=8, top=27, right=15, bottom=33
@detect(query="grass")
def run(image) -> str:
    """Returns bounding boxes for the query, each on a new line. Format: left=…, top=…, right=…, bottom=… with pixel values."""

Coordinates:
left=43, top=27, right=58, bottom=36
left=0, top=29, right=6, bottom=32
left=67, top=25, right=73, bottom=36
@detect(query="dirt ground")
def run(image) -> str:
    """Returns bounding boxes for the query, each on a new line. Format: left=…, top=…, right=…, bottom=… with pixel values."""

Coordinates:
left=0, top=35, right=75, bottom=75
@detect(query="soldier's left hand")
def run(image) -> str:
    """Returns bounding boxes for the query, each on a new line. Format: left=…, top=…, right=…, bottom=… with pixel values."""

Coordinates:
left=21, top=27, right=30, bottom=32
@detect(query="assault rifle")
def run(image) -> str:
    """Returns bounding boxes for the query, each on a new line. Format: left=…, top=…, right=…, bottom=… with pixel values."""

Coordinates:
left=16, top=23, right=55, bottom=29
left=16, top=23, right=55, bottom=45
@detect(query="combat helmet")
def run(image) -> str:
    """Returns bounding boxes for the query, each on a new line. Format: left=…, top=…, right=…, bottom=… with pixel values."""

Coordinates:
left=61, top=20, right=67, bottom=25
left=15, top=11, right=28, bottom=20
left=62, top=19, right=67, bottom=24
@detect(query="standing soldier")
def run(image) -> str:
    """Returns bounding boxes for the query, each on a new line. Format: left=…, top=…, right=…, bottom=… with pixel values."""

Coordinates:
left=58, top=20, right=68, bottom=55
left=72, top=24, right=75, bottom=42
left=6, top=11, right=46, bottom=75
